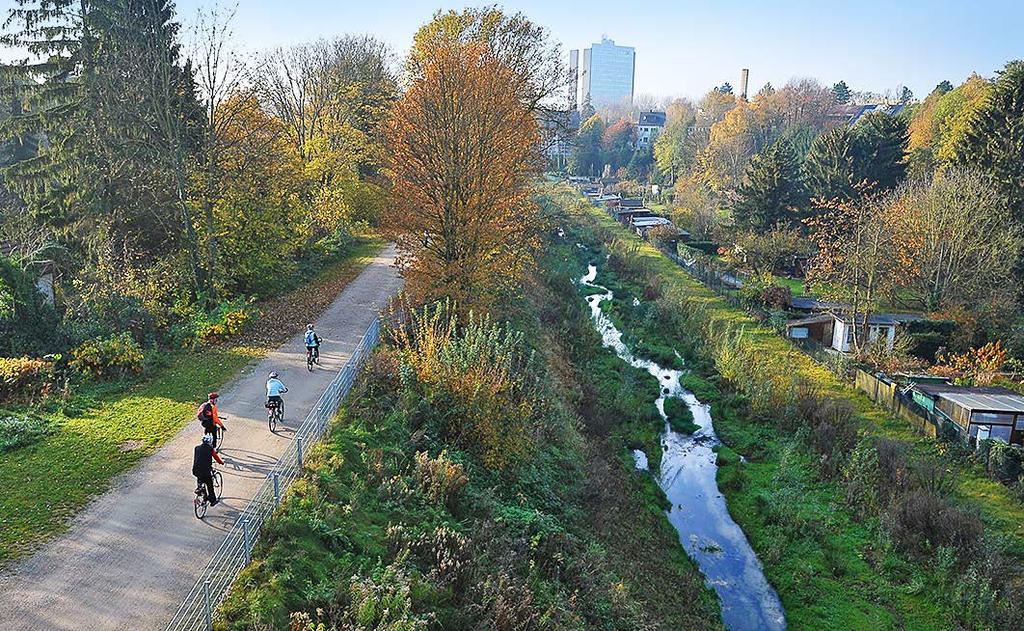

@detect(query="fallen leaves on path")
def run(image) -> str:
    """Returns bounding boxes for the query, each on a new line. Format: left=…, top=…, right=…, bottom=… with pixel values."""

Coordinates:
left=234, top=242, right=385, bottom=351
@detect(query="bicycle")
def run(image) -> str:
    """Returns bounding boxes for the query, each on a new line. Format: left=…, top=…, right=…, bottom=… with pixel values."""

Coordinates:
left=214, top=416, right=228, bottom=448
left=266, top=400, right=283, bottom=432
left=194, top=468, right=224, bottom=519
left=306, top=346, right=319, bottom=371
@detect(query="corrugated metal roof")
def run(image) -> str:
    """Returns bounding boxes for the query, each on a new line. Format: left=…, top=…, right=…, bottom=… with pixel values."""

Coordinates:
left=632, top=217, right=672, bottom=227
left=915, top=383, right=1024, bottom=413
left=938, top=391, right=1024, bottom=414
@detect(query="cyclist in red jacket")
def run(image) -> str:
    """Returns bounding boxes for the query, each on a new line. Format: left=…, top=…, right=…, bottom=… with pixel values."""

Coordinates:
left=197, top=391, right=226, bottom=447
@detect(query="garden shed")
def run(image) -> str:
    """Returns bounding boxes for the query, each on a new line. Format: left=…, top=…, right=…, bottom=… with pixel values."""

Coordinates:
left=911, top=383, right=1024, bottom=447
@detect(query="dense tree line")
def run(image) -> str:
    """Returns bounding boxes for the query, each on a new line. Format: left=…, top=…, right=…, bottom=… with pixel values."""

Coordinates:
left=0, top=0, right=395, bottom=358
left=635, top=63, right=1024, bottom=359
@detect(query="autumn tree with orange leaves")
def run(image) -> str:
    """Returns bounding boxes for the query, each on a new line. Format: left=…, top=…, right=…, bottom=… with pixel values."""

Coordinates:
left=384, top=40, right=543, bottom=307
left=806, top=194, right=900, bottom=353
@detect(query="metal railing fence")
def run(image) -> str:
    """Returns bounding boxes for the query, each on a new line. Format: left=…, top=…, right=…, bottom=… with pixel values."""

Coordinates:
left=165, top=317, right=382, bottom=631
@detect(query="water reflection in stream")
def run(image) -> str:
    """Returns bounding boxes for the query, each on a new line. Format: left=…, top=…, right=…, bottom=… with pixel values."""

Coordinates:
left=580, top=264, right=786, bottom=631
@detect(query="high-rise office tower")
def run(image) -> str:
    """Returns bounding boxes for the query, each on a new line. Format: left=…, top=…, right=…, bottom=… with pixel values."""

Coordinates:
left=580, top=37, right=635, bottom=110
left=568, top=49, right=579, bottom=110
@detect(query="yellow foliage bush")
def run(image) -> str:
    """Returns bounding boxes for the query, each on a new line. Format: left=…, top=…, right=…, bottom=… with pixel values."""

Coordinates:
left=70, top=333, right=145, bottom=380
left=0, top=357, right=54, bottom=404
left=391, top=301, right=536, bottom=470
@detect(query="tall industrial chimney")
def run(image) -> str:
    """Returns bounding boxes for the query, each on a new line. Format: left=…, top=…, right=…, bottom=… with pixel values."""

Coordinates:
left=740, top=68, right=750, bottom=100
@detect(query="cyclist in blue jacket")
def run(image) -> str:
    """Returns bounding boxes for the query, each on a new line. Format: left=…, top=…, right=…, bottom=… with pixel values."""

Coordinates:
left=304, top=324, right=321, bottom=364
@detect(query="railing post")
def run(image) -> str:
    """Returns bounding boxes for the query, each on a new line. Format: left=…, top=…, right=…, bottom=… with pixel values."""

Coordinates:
left=273, top=472, right=281, bottom=506
left=203, top=579, right=213, bottom=631
left=296, top=436, right=304, bottom=469
left=242, top=518, right=252, bottom=563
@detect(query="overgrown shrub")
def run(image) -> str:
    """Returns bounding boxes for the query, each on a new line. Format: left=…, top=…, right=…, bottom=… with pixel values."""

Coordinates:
left=170, top=298, right=253, bottom=348
left=335, top=557, right=428, bottom=631
left=685, top=241, right=720, bottom=256
left=762, top=285, right=791, bottom=309
left=0, top=256, right=63, bottom=356
left=476, top=573, right=541, bottom=631
left=977, top=439, right=1024, bottom=486
left=69, top=332, right=145, bottom=380
left=873, top=438, right=911, bottom=503
left=842, top=439, right=881, bottom=515
left=64, top=286, right=158, bottom=347
left=388, top=524, right=470, bottom=589
left=0, top=357, right=55, bottom=404
left=413, top=450, right=469, bottom=507
left=391, top=302, right=539, bottom=470
left=882, top=489, right=982, bottom=558
left=906, top=319, right=956, bottom=362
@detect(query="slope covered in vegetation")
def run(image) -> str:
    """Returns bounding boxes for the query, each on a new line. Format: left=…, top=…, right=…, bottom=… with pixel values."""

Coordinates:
left=547, top=183, right=1023, bottom=630
left=218, top=228, right=724, bottom=630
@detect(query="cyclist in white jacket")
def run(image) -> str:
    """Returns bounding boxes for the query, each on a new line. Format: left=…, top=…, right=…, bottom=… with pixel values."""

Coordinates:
left=266, top=371, right=288, bottom=415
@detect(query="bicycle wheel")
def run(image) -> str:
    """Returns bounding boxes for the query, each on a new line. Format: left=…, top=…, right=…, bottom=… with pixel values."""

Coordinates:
left=194, top=490, right=208, bottom=519
left=268, top=408, right=277, bottom=432
left=217, top=425, right=225, bottom=449
left=307, top=354, right=314, bottom=371
left=213, top=470, right=223, bottom=494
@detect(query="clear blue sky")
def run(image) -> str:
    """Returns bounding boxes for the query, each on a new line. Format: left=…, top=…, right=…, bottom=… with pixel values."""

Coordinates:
left=75, top=1, right=1024, bottom=100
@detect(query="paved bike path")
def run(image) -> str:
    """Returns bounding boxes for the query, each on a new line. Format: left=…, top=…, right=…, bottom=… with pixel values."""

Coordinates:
left=0, top=245, right=402, bottom=630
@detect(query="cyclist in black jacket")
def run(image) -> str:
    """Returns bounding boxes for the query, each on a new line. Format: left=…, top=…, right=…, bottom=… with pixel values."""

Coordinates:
left=192, top=434, right=224, bottom=505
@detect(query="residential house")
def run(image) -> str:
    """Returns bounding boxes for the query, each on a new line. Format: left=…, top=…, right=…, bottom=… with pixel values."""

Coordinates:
left=636, top=111, right=666, bottom=149
left=827, top=103, right=908, bottom=127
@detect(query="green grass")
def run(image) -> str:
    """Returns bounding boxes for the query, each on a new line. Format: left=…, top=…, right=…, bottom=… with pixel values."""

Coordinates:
left=0, top=242, right=383, bottom=566
left=773, top=275, right=810, bottom=296
left=664, top=397, right=698, bottom=434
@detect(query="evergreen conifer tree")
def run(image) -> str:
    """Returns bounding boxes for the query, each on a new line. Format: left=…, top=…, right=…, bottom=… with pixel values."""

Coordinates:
left=732, top=138, right=805, bottom=230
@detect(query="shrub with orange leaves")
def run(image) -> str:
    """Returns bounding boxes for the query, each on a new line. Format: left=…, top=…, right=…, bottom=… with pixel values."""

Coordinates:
left=930, top=341, right=1007, bottom=386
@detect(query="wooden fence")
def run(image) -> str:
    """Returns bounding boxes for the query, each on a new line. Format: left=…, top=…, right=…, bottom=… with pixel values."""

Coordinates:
left=855, top=369, right=938, bottom=438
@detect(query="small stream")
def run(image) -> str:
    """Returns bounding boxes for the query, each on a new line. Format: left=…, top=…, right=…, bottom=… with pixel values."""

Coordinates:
left=580, top=264, right=786, bottom=631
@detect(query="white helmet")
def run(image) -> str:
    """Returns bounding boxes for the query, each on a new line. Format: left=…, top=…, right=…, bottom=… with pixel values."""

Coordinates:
left=202, top=434, right=214, bottom=445
left=269, top=371, right=279, bottom=379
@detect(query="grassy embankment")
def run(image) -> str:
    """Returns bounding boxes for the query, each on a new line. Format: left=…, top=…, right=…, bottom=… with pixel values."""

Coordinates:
left=547, top=182, right=1024, bottom=630
left=0, top=238, right=383, bottom=566
left=216, top=221, right=723, bottom=629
